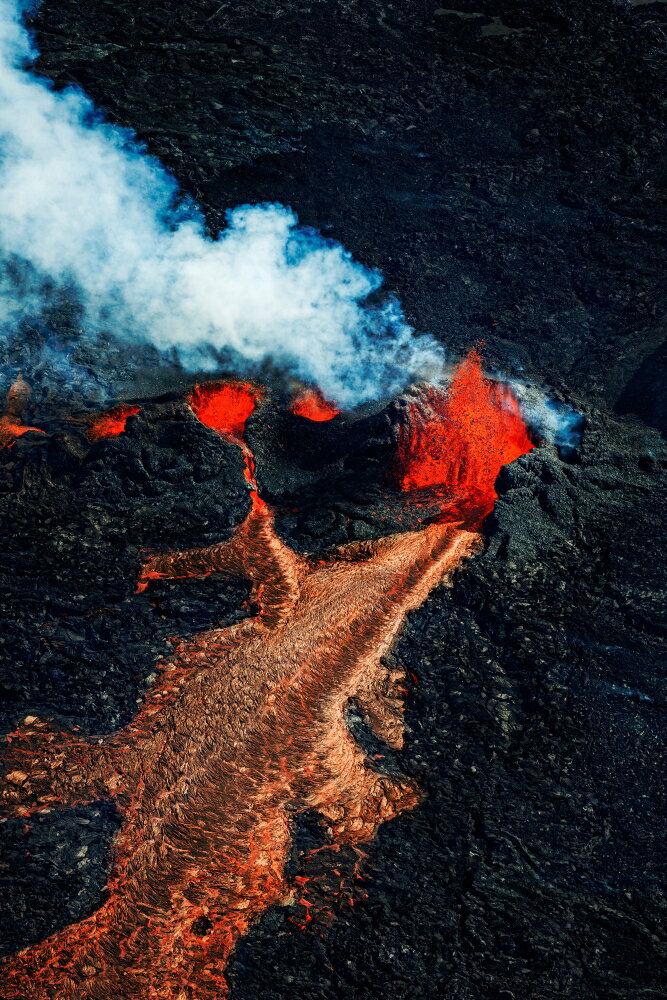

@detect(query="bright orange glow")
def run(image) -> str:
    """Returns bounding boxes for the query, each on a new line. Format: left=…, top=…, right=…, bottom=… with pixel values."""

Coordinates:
left=86, top=404, right=141, bottom=442
left=186, top=380, right=264, bottom=513
left=1, top=359, right=534, bottom=998
left=2, top=502, right=478, bottom=999
left=187, top=381, right=262, bottom=440
left=395, top=348, right=534, bottom=524
left=290, top=388, right=340, bottom=422
left=0, top=376, right=44, bottom=448
left=0, top=420, right=43, bottom=448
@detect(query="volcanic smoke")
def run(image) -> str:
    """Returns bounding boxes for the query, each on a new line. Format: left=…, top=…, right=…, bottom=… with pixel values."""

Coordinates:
left=0, top=1, right=543, bottom=994
left=0, top=0, right=444, bottom=407
left=0, top=358, right=533, bottom=999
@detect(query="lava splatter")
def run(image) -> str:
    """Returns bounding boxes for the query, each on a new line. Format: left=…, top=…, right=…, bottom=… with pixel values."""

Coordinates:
left=395, top=348, right=534, bottom=525
left=186, top=380, right=264, bottom=509
left=0, top=375, right=44, bottom=448
left=187, top=380, right=262, bottom=441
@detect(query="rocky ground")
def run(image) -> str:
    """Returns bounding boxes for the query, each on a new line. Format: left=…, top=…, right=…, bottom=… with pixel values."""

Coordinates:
left=1, top=2, right=666, bottom=998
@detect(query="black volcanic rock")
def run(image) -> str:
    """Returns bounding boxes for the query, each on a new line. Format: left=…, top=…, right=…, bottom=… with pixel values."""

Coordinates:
left=0, top=3, right=666, bottom=1000
left=26, top=0, right=667, bottom=408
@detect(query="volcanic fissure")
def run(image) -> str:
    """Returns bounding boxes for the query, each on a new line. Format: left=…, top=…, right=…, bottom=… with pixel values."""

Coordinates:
left=0, top=350, right=533, bottom=999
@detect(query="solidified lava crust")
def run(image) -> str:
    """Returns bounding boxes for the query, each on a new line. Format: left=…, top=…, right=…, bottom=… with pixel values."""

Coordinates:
left=2, top=505, right=478, bottom=998
left=0, top=369, right=665, bottom=1000
left=1, top=366, right=533, bottom=998
left=1, top=2, right=667, bottom=998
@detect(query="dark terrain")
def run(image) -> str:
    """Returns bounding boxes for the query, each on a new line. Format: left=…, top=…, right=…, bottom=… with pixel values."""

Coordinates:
left=1, top=2, right=667, bottom=999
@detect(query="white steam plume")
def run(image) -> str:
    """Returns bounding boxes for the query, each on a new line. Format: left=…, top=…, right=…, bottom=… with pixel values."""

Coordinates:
left=0, top=0, right=444, bottom=406
left=509, top=381, right=584, bottom=450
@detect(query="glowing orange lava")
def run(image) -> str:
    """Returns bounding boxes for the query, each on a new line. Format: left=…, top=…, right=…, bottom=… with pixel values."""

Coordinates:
left=0, top=375, right=44, bottom=448
left=290, top=388, right=340, bottom=422
left=86, top=404, right=141, bottom=442
left=187, top=380, right=262, bottom=441
left=184, top=380, right=264, bottom=517
left=395, top=348, right=534, bottom=525
left=1, top=364, right=533, bottom=999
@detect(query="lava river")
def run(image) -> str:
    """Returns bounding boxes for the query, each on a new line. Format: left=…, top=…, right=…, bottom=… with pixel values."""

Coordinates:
left=0, top=352, right=533, bottom=999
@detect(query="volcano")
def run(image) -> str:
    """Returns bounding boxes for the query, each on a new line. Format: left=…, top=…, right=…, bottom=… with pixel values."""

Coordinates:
left=1, top=357, right=531, bottom=998
left=1, top=2, right=666, bottom=1000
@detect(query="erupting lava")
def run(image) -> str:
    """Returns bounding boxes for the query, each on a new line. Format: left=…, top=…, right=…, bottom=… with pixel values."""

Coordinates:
left=187, top=380, right=262, bottom=441
left=289, top=387, right=340, bottom=422
left=1, top=360, right=534, bottom=999
left=185, top=380, right=264, bottom=506
left=0, top=375, right=44, bottom=448
left=87, top=404, right=141, bottom=442
left=395, top=348, right=534, bottom=525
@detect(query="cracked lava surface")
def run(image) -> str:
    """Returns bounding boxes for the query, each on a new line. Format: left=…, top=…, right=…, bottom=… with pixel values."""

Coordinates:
left=0, top=357, right=532, bottom=999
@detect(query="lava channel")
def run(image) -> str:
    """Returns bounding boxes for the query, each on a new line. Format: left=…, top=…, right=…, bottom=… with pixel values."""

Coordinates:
left=1, top=363, right=533, bottom=999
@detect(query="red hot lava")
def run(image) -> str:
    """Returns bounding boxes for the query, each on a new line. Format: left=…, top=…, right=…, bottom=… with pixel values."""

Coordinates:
left=86, top=404, right=141, bottom=442
left=186, top=380, right=264, bottom=506
left=395, top=347, right=534, bottom=525
left=290, top=387, right=340, bottom=422
left=0, top=375, right=44, bottom=448
left=187, top=380, right=263, bottom=441
left=1, top=363, right=534, bottom=999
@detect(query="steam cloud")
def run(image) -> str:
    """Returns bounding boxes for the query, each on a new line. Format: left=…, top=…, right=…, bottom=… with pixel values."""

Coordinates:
left=0, top=0, right=583, bottom=449
left=509, top=382, right=584, bottom=451
left=0, top=0, right=444, bottom=406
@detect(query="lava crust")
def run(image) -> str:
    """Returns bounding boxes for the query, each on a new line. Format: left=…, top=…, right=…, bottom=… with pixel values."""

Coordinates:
left=1, top=2, right=666, bottom=999
left=1, top=510, right=478, bottom=998
left=1, top=426, right=480, bottom=997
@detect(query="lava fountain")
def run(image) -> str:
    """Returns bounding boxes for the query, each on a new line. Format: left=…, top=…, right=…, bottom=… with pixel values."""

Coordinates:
left=394, top=348, right=534, bottom=525
left=0, top=357, right=533, bottom=999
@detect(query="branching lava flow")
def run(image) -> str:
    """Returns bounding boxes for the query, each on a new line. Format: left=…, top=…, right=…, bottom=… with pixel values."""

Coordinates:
left=1, top=360, right=533, bottom=999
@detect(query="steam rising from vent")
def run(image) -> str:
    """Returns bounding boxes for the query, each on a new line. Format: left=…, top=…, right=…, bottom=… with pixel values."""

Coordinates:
left=509, top=381, right=584, bottom=451
left=0, top=0, right=444, bottom=406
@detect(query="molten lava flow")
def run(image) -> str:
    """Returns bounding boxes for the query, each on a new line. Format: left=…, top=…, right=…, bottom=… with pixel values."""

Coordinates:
left=395, top=348, right=534, bottom=525
left=187, top=380, right=262, bottom=441
left=86, top=404, right=141, bottom=442
left=1, top=361, right=532, bottom=999
left=290, top=387, right=340, bottom=422
left=1, top=501, right=478, bottom=999
left=0, top=375, right=44, bottom=448
left=186, top=379, right=265, bottom=511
